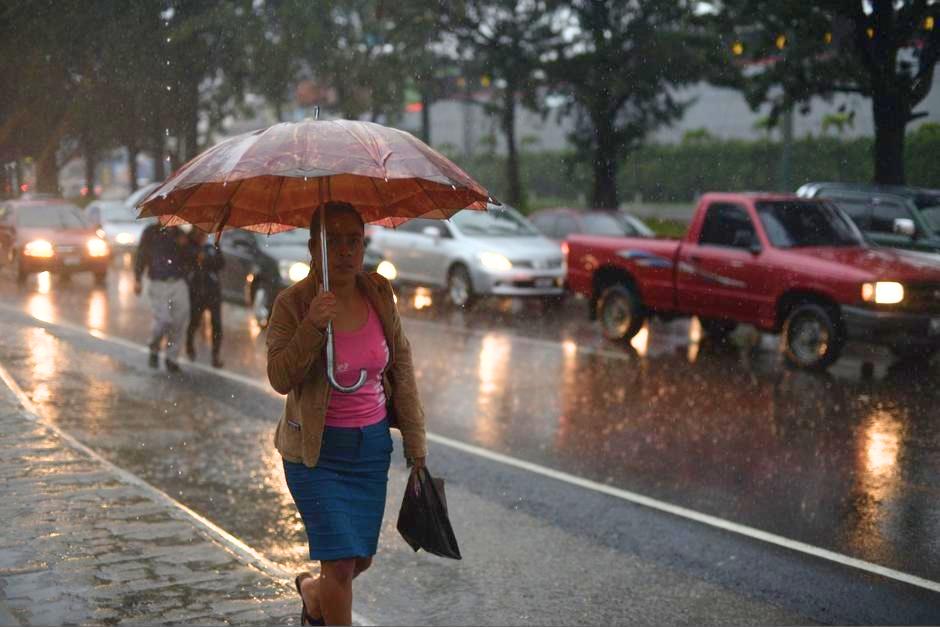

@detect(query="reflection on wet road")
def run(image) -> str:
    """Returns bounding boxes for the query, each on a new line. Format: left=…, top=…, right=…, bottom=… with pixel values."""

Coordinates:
left=1, top=261, right=939, bottom=593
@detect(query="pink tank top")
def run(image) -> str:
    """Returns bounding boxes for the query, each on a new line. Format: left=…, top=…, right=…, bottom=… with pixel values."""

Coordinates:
left=324, top=302, right=390, bottom=427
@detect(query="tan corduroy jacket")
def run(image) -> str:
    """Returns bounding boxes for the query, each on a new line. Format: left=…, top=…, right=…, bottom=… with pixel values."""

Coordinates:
left=266, top=272, right=427, bottom=468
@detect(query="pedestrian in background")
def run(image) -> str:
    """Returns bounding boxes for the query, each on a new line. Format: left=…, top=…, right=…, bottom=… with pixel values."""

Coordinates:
left=134, top=223, right=193, bottom=373
left=185, top=230, right=225, bottom=368
left=266, top=202, right=427, bottom=626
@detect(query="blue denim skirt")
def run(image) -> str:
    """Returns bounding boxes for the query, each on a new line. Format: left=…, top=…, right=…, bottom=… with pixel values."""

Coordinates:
left=283, top=418, right=393, bottom=561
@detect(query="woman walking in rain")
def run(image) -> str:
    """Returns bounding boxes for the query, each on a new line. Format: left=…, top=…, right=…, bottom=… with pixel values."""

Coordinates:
left=266, top=201, right=427, bottom=626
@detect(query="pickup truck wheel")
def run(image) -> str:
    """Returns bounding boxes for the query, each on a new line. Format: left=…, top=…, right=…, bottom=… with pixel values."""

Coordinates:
left=598, top=284, right=645, bottom=341
left=782, top=303, right=844, bottom=370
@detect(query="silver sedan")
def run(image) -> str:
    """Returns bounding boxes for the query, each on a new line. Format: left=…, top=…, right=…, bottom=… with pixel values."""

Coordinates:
left=367, top=205, right=565, bottom=308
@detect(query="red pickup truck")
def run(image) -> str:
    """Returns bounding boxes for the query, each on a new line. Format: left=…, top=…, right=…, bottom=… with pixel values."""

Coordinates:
left=565, top=192, right=940, bottom=369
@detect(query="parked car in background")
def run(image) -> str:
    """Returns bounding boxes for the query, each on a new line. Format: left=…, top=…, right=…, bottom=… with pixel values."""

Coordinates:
left=0, top=198, right=111, bottom=285
left=219, top=227, right=381, bottom=327
left=566, top=192, right=940, bottom=369
left=85, top=199, right=156, bottom=252
left=797, top=182, right=940, bottom=256
left=530, top=207, right=655, bottom=240
left=366, top=204, right=565, bottom=308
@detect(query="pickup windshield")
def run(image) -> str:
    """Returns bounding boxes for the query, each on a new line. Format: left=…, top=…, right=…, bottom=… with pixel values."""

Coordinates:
left=756, top=201, right=863, bottom=248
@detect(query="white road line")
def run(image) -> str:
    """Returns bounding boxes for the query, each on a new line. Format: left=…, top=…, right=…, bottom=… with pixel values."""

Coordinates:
left=0, top=354, right=374, bottom=627
left=3, top=304, right=940, bottom=596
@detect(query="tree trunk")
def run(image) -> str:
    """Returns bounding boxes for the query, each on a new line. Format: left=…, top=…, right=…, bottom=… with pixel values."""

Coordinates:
left=152, top=125, right=166, bottom=183
left=872, top=90, right=907, bottom=185
left=591, top=118, right=619, bottom=209
left=35, top=149, right=59, bottom=195
left=420, top=88, right=432, bottom=144
left=127, top=145, right=139, bottom=192
left=83, top=141, right=97, bottom=200
left=501, top=89, right=523, bottom=207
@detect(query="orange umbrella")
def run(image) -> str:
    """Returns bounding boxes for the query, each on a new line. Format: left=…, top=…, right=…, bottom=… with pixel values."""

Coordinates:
left=136, top=117, right=494, bottom=392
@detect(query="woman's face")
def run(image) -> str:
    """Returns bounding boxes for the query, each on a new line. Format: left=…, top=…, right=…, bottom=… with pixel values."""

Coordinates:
left=309, top=211, right=365, bottom=284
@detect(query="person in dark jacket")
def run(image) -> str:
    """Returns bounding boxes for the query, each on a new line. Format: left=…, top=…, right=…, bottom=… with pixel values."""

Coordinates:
left=134, top=224, right=193, bottom=373
left=185, top=230, right=225, bottom=368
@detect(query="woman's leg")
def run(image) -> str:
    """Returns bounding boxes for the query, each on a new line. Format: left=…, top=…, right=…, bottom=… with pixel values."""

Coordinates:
left=300, top=558, right=372, bottom=623
left=319, top=558, right=357, bottom=625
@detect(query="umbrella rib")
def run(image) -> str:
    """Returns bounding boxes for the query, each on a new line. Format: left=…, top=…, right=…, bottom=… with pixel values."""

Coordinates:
left=412, top=177, right=450, bottom=218
left=367, top=176, right=387, bottom=213
left=269, top=175, right=288, bottom=236
left=334, top=121, right=389, bottom=176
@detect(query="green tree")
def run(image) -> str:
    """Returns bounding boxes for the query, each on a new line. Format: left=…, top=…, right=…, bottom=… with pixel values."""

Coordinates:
left=545, top=1, right=722, bottom=208
left=713, top=0, right=940, bottom=185
left=441, top=1, right=558, bottom=208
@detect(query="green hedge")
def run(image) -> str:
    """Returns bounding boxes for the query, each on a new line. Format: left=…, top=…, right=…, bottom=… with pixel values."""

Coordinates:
left=448, top=125, right=940, bottom=209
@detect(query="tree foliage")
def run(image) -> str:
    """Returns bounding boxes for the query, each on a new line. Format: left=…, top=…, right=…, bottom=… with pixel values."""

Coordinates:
left=712, top=0, right=940, bottom=184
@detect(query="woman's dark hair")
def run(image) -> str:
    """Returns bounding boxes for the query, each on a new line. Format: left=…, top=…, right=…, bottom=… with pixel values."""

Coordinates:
left=308, top=201, right=364, bottom=247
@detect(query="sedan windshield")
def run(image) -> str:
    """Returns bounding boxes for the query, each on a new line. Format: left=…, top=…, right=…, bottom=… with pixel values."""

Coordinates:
left=756, top=201, right=864, bottom=248
left=17, top=205, right=88, bottom=229
left=451, top=207, right=538, bottom=237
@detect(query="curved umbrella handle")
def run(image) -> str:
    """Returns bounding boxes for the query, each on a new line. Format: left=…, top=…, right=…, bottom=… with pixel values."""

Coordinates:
left=319, top=198, right=368, bottom=393
left=325, top=322, right=368, bottom=393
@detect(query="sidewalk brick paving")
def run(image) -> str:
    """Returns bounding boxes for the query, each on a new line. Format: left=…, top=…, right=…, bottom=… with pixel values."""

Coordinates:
left=0, top=387, right=299, bottom=626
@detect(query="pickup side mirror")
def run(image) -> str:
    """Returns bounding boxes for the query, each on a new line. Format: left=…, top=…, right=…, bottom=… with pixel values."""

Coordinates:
left=893, top=218, right=916, bottom=238
left=422, top=225, right=443, bottom=238
left=750, top=241, right=763, bottom=256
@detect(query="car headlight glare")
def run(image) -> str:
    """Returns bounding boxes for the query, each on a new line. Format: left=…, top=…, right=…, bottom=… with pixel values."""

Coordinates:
left=376, top=260, right=398, bottom=281
left=24, top=239, right=54, bottom=258
left=87, top=238, right=110, bottom=257
left=279, top=260, right=310, bottom=283
left=862, top=281, right=904, bottom=304
left=479, top=252, right=512, bottom=271
left=115, top=232, right=136, bottom=245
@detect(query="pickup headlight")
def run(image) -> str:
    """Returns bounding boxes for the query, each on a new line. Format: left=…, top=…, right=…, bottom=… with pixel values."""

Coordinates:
left=861, top=281, right=904, bottom=305
left=479, top=252, right=512, bottom=272
left=279, top=260, right=309, bottom=283
left=23, top=239, right=54, bottom=258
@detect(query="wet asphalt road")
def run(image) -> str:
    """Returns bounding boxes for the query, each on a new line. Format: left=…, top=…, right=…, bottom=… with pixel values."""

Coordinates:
left=1, top=259, right=939, bottom=624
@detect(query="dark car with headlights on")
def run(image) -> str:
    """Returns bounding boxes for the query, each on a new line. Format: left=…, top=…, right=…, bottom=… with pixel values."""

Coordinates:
left=219, top=228, right=381, bottom=327
left=0, top=198, right=111, bottom=285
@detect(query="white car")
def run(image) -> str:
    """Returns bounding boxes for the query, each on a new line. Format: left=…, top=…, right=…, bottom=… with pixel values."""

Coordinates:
left=85, top=182, right=161, bottom=251
left=367, top=204, right=565, bottom=307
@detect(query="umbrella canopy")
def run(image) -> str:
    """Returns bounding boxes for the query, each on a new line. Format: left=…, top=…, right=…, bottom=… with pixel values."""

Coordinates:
left=136, top=118, right=494, bottom=394
left=136, top=118, right=492, bottom=234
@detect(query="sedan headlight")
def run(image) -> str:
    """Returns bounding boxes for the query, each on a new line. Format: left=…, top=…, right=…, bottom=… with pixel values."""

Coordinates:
left=479, top=252, right=512, bottom=272
left=279, top=260, right=310, bottom=283
left=376, top=260, right=398, bottom=281
left=87, top=238, right=110, bottom=257
left=861, top=281, right=904, bottom=305
left=23, top=239, right=54, bottom=258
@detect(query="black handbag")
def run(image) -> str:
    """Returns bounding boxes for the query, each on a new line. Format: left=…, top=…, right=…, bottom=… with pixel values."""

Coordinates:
left=396, top=466, right=462, bottom=560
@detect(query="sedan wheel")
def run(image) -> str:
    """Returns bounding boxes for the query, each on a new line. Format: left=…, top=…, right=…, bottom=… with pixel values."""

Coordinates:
left=447, top=265, right=475, bottom=309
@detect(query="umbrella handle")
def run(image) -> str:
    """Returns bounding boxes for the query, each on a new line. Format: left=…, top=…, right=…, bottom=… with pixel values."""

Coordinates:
left=325, top=323, right=369, bottom=393
left=320, top=198, right=368, bottom=393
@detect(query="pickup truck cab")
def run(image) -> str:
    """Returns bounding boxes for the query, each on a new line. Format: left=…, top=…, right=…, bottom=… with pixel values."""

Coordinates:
left=566, top=192, right=940, bottom=369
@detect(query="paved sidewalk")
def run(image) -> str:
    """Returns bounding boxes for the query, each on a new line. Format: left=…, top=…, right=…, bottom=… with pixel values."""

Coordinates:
left=0, top=382, right=299, bottom=625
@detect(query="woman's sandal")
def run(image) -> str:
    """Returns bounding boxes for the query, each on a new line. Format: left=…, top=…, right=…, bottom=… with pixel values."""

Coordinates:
left=294, top=572, right=325, bottom=626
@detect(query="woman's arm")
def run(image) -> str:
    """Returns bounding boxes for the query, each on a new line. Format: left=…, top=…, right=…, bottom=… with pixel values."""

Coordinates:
left=384, top=281, right=428, bottom=460
left=266, top=294, right=326, bottom=394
